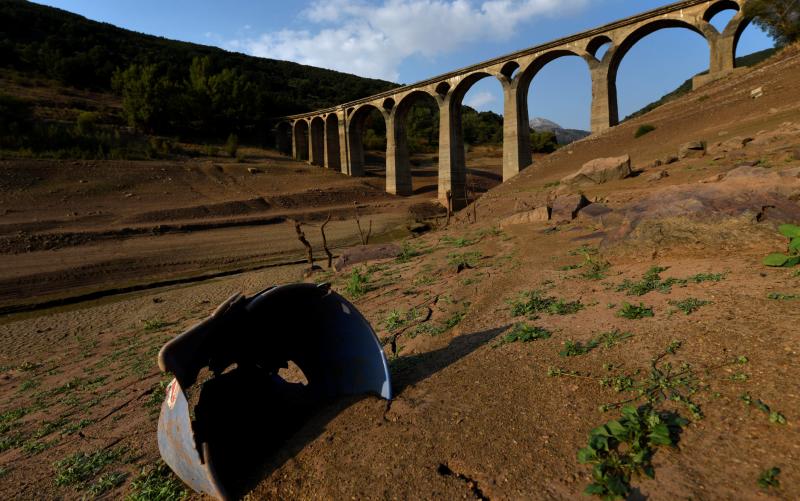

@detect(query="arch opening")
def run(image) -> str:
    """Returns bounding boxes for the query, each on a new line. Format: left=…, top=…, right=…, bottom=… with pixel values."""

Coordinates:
left=587, top=35, right=613, bottom=61
left=500, top=61, right=520, bottom=81
left=610, top=21, right=709, bottom=124
left=734, top=19, right=776, bottom=63
left=523, top=51, right=592, bottom=152
left=347, top=105, right=387, bottom=178
left=325, top=114, right=341, bottom=171
left=706, top=4, right=738, bottom=33
left=451, top=73, right=505, bottom=207
left=293, top=120, right=309, bottom=161
left=393, top=90, right=440, bottom=196
left=309, top=117, right=325, bottom=166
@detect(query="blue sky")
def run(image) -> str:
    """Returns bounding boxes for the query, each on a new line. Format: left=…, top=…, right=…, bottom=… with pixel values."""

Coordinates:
left=36, top=0, right=774, bottom=130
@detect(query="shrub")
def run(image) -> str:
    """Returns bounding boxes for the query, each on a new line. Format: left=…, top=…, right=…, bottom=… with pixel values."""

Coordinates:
left=744, top=0, right=800, bottom=46
left=634, top=124, right=656, bottom=138
left=225, top=133, right=239, bottom=157
left=75, top=111, right=99, bottom=135
left=530, top=130, right=558, bottom=153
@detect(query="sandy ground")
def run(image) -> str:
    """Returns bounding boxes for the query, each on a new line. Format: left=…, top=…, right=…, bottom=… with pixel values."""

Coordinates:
left=1, top=45, right=800, bottom=501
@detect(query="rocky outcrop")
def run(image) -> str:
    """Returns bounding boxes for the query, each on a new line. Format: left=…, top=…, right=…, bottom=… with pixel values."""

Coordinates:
left=500, top=207, right=551, bottom=227
left=551, top=194, right=591, bottom=221
left=678, top=141, right=706, bottom=159
left=560, top=155, right=632, bottom=187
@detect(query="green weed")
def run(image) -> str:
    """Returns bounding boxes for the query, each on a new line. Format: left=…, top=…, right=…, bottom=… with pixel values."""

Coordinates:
left=616, top=302, right=654, bottom=320
left=143, top=319, right=168, bottom=331
left=496, top=323, right=551, bottom=346
left=396, top=242, right=420, bottom=263
left=447, top=251, right=482, bottom=268
left=89, top=471, right=127, bottom=497
left=763, top=224, right=800, bottom=268
left=53, top=447, right=128, bottom=488
left=757, top=467, right=781, bottom=489
left=559, top=330, right=633, bottom=357
left=767, top=292, right=800, bottom=300
left=126, top=462, right=187, bottom=501
left=344, top=267, right=371, bottom=298
left=440, top=236, right=475, bottom=247
left=741, top=393, right=787, bottom=424
left=670, top=298, right=711, bottom=315
left=578, top=405, right=686, bottom=499
left=617, top=267, right=684, bottom=296
left=508, top=290, right=584, bottom=317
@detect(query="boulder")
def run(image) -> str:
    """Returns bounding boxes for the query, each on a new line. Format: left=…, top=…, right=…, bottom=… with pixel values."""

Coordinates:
left=663, top=155, right=679, bottom=165
left=708, top=136, right=753, bottom=156
left=649, top=159, right=663, bottom=169
left=500, top=207, right=551, bottom=227
left=647, top=170, right=669, bottom=182
left=560, top=155, right=631, bottom=187
left=576, top=203, right=615, bottom=227
left=333, top=243, right=401, bottom=272
left=551, top=194, right=591, bottom=221
left=679, top=141, right=706, bottom=159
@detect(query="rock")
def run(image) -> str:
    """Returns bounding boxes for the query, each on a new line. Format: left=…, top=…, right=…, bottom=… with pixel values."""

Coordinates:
left=576, top=203, right=614, bottom=227
left=735, top=160, right=760, bottom=168
left=500, top=207, right=551, bottom=227
left=649, top=159, right=663, bottom=168
left=407, top=222, right=431, bottom=234
left=560, top=155, right=631, bottom=187
left=793, top=148, right=800, bottom=161
left=663, top=155, right=679, bottom=165
left=551, top=194, right=591, bottom=221
left=247, top=167, right=261, bottom=174
left=333, top=243, right=401, bottom=272
left=679, top=141, right=706, bottom=159
left=708, top=136, right=753, bottom=156
left=700, top=173, right=726, bottom=184
left=750, top=87, right=764, bottom=99
left=647, top=170, right=669, bottom=182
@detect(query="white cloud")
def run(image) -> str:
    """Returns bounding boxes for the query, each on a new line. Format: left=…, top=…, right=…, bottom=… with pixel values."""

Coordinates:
left=224, top=0, right=589, bottom=81
left=464, top=90, right=496, bottom=110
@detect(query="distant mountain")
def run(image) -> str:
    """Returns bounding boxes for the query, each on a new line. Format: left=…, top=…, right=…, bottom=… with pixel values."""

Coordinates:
left=529, top=117, right=590, bottom=145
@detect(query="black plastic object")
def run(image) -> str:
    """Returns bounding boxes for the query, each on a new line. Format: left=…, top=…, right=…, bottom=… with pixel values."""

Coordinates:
left=157, top=283, right=392, bottom=500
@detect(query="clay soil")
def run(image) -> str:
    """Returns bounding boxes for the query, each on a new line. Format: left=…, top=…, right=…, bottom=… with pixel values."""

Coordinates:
left=2, top=46, right=800, bottom=500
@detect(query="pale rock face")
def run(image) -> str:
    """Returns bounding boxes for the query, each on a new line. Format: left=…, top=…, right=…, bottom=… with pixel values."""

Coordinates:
left=679, top=141, right=706, bottom=159
left=500, top=207, right=551, bottom=227
left=560, top=155, right=632, bottom=187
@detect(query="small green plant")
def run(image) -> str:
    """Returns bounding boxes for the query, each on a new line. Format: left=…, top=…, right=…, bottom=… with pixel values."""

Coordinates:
left=143, top=319, right=168, bottom=331
left=757, top=467, right=781, bottom=489
left=440, top=235, right=475, bottom=247
left=447, top=251, right=482, bottom=268
left=496, top=323, right=551, bottom=346
left=687, top=272, right=726, bottom=283
left=384, top=310, right=404, bottom=331
left=126, top=462, right=187, bottom=501
left=616, top=302, right=654, bottom=320
left=767, top=292, right=800, bottom=300
left=396, top=242, right=419, bottom=263
left=670, top=298, right=711, bottom=315
left=763, top=224, right=800, bottom=267
left=508, top=290, right=584, bottom=317
left=88, top=471, right=127, bottom=497
left=634, top=124, right=656, bottom=138
left=560, top=340, right=596, bottom=357
left=617, top=267, right=678, bottom=296
left=345, top=267, right=370, bottom=298
left=741, top=393, right=787, bottom=424
left=577, top=405, right=686, bottom=500
left=560, top=330, right=633, bottom=357
left=54, top=447, right=128, bottom=488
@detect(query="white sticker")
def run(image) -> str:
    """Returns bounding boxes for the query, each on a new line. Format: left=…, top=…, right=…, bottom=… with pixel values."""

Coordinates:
left=166, top=379, right=179, bottom=409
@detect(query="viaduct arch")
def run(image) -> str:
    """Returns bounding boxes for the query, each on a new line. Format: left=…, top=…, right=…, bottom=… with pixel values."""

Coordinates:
left=277, top=0, right=754, bottom=209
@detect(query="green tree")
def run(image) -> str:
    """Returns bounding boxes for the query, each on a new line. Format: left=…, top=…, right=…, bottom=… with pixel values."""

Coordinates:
left=530, top=130, right=558, bottom=153
left=111, top=64, right=179, bottom=133
left=745, top=0, right=800, bottom=46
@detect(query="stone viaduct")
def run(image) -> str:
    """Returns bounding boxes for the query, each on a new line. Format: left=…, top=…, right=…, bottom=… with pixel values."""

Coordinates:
left=275, top=0, right=753, bottom=208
